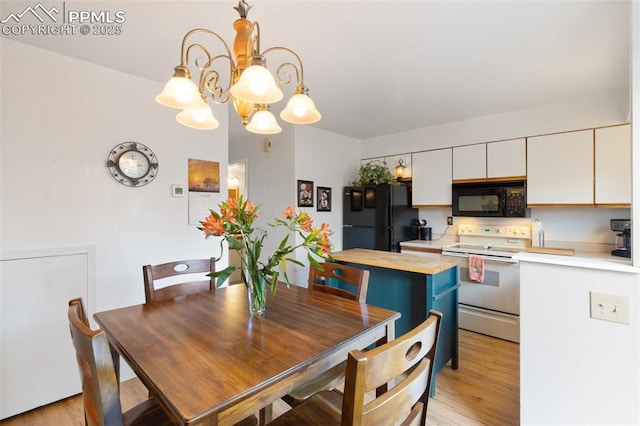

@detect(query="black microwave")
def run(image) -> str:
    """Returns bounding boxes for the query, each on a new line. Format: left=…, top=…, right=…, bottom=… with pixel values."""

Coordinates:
left=452, top=180, right=528, bottom=217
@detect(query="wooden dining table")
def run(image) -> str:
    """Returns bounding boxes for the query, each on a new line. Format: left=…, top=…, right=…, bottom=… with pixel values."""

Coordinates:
left=94, top=284, right=400, bottom=426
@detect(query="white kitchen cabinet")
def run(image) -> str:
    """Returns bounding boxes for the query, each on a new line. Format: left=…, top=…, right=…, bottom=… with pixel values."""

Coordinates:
left=453, top=139, right=526, bottom=182
left=527, top=130, right=594, bottom=206
left=412, top=148, right=452, bottom=207
left=487, top=138, right=526, bottom=179
left=452, top=144, right=486, bottom=181
left=595, top=124, right=631, bottom=206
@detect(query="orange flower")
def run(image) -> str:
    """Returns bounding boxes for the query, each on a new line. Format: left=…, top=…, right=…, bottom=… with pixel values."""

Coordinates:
left=298, top=212, right=313, bottom=232
left=201, top=214, right=225, bottom=236
left=226, top=198, right=238, bottom=210
left=283, top=206, right=296, bottom=219
left=320, top=222, right=332, bottom=236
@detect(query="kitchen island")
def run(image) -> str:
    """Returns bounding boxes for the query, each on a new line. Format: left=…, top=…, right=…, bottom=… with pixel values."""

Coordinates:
left=330, top=248, right=459, bottom=395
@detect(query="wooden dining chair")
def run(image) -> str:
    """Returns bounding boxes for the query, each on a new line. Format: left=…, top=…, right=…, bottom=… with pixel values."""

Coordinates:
left=307, top=262, right=370, bottom=303
left=67, top=298, right=173, bottom=426
left=270, top=310, right=443, bottom=426
left=143, top=258, right=216, bottom=303
left=281, top=263, right=370, bottom=407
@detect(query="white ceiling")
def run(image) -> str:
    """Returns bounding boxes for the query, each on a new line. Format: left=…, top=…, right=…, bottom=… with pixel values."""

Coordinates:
left=1, top=0, right=630, bottom=140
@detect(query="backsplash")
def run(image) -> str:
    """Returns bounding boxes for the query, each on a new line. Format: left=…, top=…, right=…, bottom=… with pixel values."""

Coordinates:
left=417, top=207, right=630, bottom=250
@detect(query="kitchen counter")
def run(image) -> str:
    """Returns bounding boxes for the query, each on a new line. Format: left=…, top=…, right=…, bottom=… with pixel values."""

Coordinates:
left=331, top=248, right=458, bottom=275
left=514, top=250, right=639, bottom=273
left=399, top=236, right=458, bottom=251
left=331, top=248, right=459, bottom=397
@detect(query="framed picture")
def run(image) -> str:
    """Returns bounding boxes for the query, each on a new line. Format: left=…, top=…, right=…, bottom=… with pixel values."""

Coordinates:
left=350, top=189, right=363, bottom=211
left=365, top=187, right=376, bottom=208
left=317, top=187, right=331, bottom=211
left=298, top=180, right=314, bottom=207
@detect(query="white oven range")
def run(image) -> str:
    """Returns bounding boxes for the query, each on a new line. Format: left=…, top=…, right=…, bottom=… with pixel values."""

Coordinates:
left=442, top=224, right=530, bottom=343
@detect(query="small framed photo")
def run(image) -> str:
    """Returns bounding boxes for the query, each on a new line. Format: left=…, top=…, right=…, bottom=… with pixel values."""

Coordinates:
left=317, top=187, right=331, bottom=211
left=365, top=187, right=376, bottom=208
left=172, top=185, right=185, bottom=197
left=297, top=180, right=314, bottom=207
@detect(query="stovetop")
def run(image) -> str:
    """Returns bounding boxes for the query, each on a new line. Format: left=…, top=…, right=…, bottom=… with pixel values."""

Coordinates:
left=442, top=224, right=532, bottom=258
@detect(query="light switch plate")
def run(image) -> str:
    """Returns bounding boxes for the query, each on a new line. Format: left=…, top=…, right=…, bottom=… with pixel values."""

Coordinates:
left=590, top=292, right=630, bottom=324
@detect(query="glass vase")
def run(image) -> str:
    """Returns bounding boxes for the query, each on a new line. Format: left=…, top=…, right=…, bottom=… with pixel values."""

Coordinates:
left=245, top=273, right=267, bottom=316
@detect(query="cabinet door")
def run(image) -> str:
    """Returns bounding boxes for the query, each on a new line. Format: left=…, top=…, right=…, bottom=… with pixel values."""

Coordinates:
left=487, top=138, right=526, bottom=179
left=595, top=125, right=631, bottom=206
left=452, top=144, right=486, bottom=181
left=527, top=130, right=593, bottom=206
left=412, top=148, right=452, bottom=207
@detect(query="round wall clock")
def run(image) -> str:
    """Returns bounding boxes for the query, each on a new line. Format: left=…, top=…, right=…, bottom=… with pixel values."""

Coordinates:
left=106, top=142, right=158, bottom=187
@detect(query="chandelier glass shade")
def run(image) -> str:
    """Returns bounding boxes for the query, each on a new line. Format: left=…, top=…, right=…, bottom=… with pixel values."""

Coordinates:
left=155, top=1, right=321, bottom=134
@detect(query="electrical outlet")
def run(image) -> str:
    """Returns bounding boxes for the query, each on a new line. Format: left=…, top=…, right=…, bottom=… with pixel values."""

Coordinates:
left=590, top=292, right=630, bottom=324
left=447, top=217, right=453, bottom=226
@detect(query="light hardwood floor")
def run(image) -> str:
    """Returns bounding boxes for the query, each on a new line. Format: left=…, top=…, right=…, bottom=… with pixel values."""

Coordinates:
left=0, top=330, right=519, bottom=425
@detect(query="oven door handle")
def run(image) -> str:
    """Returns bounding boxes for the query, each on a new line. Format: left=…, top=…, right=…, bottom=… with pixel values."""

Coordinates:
left=442, top=251, right=520, bottom=264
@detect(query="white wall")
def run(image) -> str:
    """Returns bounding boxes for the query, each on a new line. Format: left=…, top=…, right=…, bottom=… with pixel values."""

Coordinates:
left=1, top=40, right=229, bottom=309
left=363, top=90, right=627, bottom=157
left=519, top=262, right=640, bottom=424
left=293, top=125, right=361, bottom=284
left=229, top=123, right=361, bottom=287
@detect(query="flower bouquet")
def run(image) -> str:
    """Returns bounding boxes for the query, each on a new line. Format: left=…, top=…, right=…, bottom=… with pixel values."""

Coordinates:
left=199, top=196, right=333, bottom=314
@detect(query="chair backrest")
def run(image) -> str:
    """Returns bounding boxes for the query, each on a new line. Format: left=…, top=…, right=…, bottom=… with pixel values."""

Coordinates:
left=341, top=310, right=443, bottom=426
left=307, top=263, right=370, bottom=303
left=68, top=298, right=124, bottom=426
left=143, top=258, right=215, bottom=303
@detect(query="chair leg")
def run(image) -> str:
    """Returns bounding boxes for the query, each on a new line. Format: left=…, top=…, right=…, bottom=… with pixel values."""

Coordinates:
left=259, top=404, right=273, bottom=425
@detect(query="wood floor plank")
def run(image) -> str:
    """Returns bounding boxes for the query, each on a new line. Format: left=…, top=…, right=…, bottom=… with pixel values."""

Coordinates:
left=0, top=330, right=519, bottom=426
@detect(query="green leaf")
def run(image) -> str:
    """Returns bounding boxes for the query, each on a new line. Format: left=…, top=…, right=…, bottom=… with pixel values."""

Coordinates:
left=227, top=237, right=243, bottom=250
left=214, top=268, right=235, bottom=288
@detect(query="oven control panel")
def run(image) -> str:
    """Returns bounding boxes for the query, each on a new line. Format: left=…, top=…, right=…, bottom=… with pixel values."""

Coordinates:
left=458, top=224, right=531, bottom=239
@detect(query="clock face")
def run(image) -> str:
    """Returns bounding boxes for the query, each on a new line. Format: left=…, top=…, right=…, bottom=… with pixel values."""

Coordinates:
left=118, top=150, right=150, bottom=179
left=106, top=142, right=158, bottom=187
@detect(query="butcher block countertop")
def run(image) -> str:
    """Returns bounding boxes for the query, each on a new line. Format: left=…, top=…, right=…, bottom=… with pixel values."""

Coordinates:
left=331, top=248, right=458, bottom=275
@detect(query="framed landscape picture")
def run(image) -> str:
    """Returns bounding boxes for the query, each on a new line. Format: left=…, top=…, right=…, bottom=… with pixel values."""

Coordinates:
left=317, top=187, right=331, bottom=211
left=298, top=180, right=314, bottom=207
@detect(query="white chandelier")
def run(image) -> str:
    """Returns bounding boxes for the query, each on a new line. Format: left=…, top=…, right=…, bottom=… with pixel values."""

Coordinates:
left=155, top=1, right=321, bottom=134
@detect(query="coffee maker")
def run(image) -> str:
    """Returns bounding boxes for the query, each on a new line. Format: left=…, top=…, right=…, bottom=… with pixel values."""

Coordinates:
left=611, top=219, right=631, bottom=258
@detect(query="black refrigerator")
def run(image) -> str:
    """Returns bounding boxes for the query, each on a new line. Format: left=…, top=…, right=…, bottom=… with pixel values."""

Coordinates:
left=343, top=184, right=419, bottom=252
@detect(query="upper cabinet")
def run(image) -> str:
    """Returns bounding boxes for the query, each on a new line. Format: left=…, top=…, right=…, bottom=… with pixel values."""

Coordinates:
left=452, top=138, right=526, bottom=182
left=487, top=138, right=526, bottom=180
left=412, top=148, right=452, bottom=207
left=594, top=124, right=631, bottom=207
left=527, top=130, right=594, bottom=207
left=452, top=144, right=486, bottom=181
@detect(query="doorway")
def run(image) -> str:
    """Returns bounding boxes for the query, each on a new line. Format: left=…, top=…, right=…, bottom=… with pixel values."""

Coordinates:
left=227, top=160, right=247, bottom=283
left=227, top=160, right=247, bottom=201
